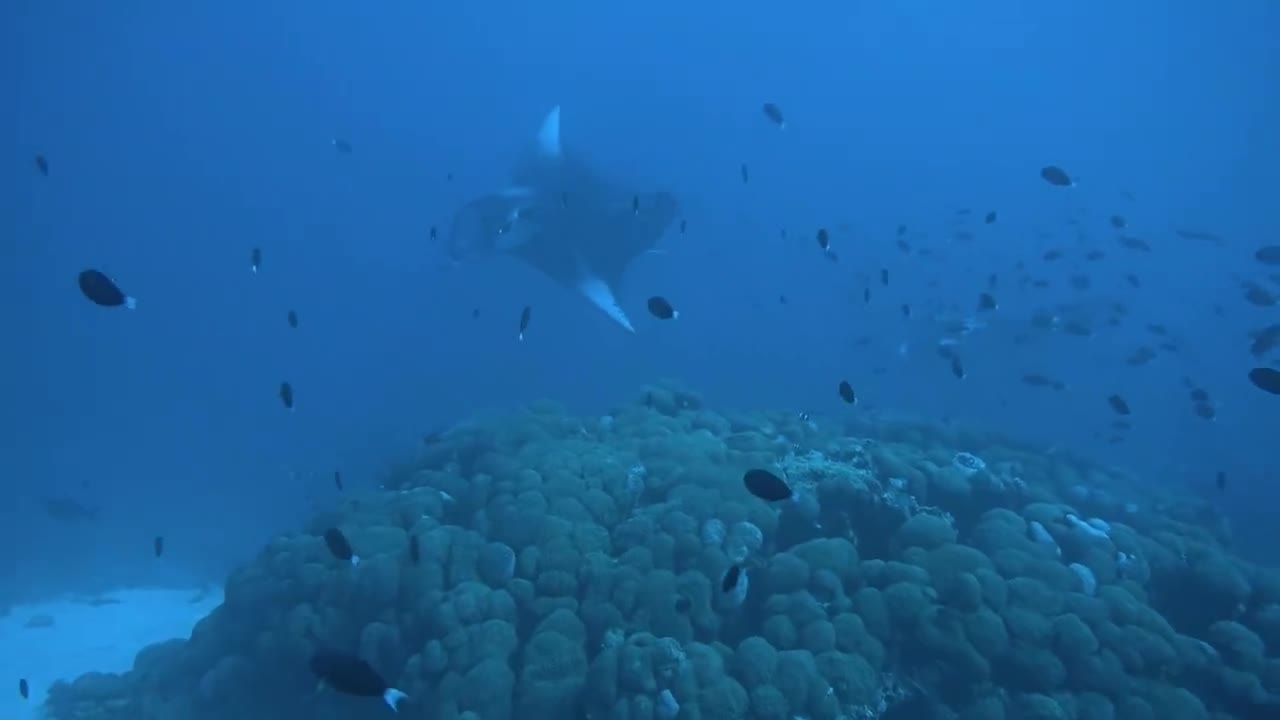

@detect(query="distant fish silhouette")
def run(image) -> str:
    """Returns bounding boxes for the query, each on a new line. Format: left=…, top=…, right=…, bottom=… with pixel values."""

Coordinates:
left=42, top=497, right=99, bottom=523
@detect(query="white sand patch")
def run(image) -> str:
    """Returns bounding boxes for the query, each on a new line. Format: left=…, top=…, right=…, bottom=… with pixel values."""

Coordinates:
left=0, top=586, right=223, bottom=719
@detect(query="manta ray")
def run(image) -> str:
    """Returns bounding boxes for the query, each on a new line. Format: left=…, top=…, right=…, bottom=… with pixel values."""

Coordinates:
left=448, top=106, right=678, bottom=332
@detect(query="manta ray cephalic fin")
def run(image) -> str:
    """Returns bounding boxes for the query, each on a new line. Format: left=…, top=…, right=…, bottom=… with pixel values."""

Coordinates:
left=537, top=106, right=562, bottom=159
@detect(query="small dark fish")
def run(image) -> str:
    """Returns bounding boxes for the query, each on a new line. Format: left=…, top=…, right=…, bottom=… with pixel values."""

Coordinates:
left=896, top=239, right=911, bottom=254
left=334, top=471, right=343, bottom=491
left=1109, top=215, right=1128, bottom=229
left=1125, top=274, right=1141, bottom=289
left=1043, top=249, right=1063, bottom=261
left=1188, top=387, right=1210, bottom=403
left=1215, top=471, right=1226, bottom=492
left=250, top=247, right=262, bottom=274
left=331, top=138, right=352, bottom=154
left=897, top=224, right=907, bottom=237
left=518, top=305, right=531, bottom=340
left=1107, top=394, right=1131, bottom=415
left=322, top=528, right=360, bottom=566
left=740, top=163, right=749, bottom=184
left=287, top=310, right=298, bottom=328
left=19, top=678, right=29, bottom=699
left=743, top=468, right=793, bottom=502
left=949, top=356, right=965, bottom=380
left=632, top=195, right=640, bottom=215
left=1247, top=367, right=1280, bottom=395
left=279, top=382, right=294, bottom=410
left=34, top=155, right=48, bottom=176
left=561, top=192, right=569, bottom=208
left=1242, top=281, right=1277, bottom=307
left=1191, top=401, right=1216, bottom=420
left=984, top=211, right=997, bottom=224
left=761, top=103, right=786, bottom=128
left=429, top=226, right=438, bottom=242
left=77, top=269, right=136, bottom=309
left=720, top=564, right=744, bottom=593
left=1254, top=245, right=1280, bottom=266
left=863, top=287, right=871, bottom=303
left=1085, top=249, right=1106, bottom=261
left=1117, top=236, right=1151, bottom=252
left=976, top=292, right=998, bottom=311
left=471, top=308, right=481, bottom=320
left=1021, top=374, right=1064, bottom=391
left=880, top=268, right=888, bottom=286
left=679, top=219, right=687, bottom=235
left=837, top=380, right=856, bottom=405
left=408, top=534, right=420, bottom=565
left=647, top=296, right=678, bottom=320
left=153, top=536, right=164, bottom=558
left=309, top=650, right=407, bottom=710
left=816, top=228, right=831, bottom=253
left=1176, top=229, right=1223, bottom=245
left=901, top=303, right=911, bottom=318
left=1126, top=346, right=1157, bottom=367
left=1040, top=165, right=1074, bottom=187
left=778, top=294, right=789, bottom=305
left=674, top=595, right=693, bottom=613
left=1069, top=274, right=1092, bottom=291
left=1249, top=323, right=1280, bottom=357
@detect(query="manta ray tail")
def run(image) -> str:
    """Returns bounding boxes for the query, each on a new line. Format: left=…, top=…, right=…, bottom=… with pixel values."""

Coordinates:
left=578, top=268, right=635, bottom=332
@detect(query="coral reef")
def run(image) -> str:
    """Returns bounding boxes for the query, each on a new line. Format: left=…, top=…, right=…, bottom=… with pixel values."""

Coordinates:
left=42, top=381, right=1280, bottom=720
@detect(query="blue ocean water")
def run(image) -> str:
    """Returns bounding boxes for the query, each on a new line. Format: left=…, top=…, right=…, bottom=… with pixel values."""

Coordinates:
left=3, top=1, right=1279, bottom=716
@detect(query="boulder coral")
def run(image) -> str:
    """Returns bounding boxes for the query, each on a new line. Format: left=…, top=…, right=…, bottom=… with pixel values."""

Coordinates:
left=39, top=382, right=1280, bottom=720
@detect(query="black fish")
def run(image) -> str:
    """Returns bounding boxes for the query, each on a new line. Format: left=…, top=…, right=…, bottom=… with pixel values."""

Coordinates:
left=19, top=678, right=29, bottom=699
left=901, top=303, right=911, bottom=318
left=743, top=468, right=793, bottom=502
left=632, top=195, right=640, bottom=215
left=472, top=308, right=481, bottom=320
left=837, top=380, right=857, bottom=405
left=880, top=268, right=888, bottom=286
left=1215, top=471, right=1226, bottom=492
left=950, top=355, right=965, bottom=379
left=279, top=381, right=294, bottom=410
left=408, top=534, right=420, bottom=565
left=1040, top=165, right=1074, bottom=187
left=1109, top=214, right=1128, bottom=229
left=429, top=226, right=438, bottom=242
left=816, top=228, right=831, bottom=253
left=1254, top=245, right=1280, bottom=266
left=1107, top=394, right=1131, bottom=415
left=34, top=155, right=48, bottom=176
left=778, top=294, right=789, bottom=305
left=761, top=103, right=786, bottom=128
left=287, top=310, right=298, bottom=328
left=518, top=305, right=531, bottom=340
left=740, top=163, right=749, bottom=184
left=153, top=536, right=164, bottom=558
left=679, top=219, right=687, bottom=234
left=984, top=211, right=997, bottom=224
left=250, top=247, right=262, bottom=274
left=897, top=224, right=907, bottom=237
left=334, top=471, right=343, bottom=491
left=1125, top=273, right=1141, bottom=289
left=77, top=269, right=136, bottom=309
left=863, top=287, right=871, bottom=303
left=720, top=564, right=744, bottom=593
left=332, top=138, right=352, bottom=154
left=1192, top=401, right=1216, bottom=420
left=976, top=292, right=998, bottom=311
left=1117, top=236, right=1151, bottom=252
left=323, top=528, right=359, bottom=566
left=1021, top=374, right=1065, bottom=391
left=309, top=650, right=407, bottom=710
left=647, top=296, right=678, bottom=320
left=1247, top=367, right=1280, bottom=395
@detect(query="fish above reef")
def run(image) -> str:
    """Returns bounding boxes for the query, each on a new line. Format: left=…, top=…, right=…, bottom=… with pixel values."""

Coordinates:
left=309, top=649, right=407, bottom=711
left=42, top=497, right=99, bottom=523
left=448, top=106, right=679, bottom=332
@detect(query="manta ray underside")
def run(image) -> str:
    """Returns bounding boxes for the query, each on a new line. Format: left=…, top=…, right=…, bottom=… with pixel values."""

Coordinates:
left=448, top=106, right=678, bottom=332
